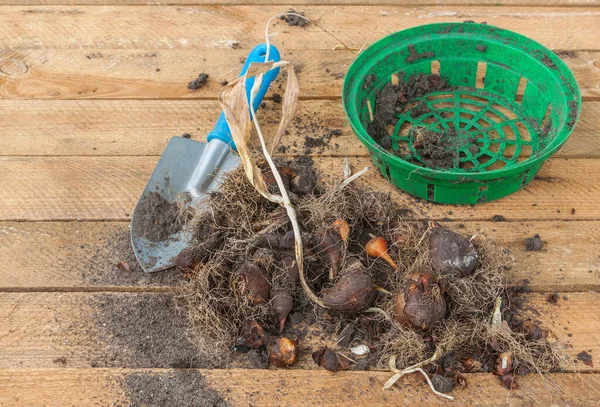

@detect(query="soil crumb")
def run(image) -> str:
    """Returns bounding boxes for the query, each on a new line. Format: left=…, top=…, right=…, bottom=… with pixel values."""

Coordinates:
left=188, top=73, right=209, bottom=91
left=272, top=93, right=282, bottom=103
left=123, top=370, right=230, bottom=407
left=132, top=192, right=182, bottom=242
left=547, top=292, right=559, bottom=304
left=280, top=9, right=309, bottom=27
left=79, top=226, right=182, bottom=286
left=525, top=234, right=543, bottom=251
left=90, top=293, right=205, bottom=368
left=491, top=215, right=505, bottom=222
left=577, top=351, right=593, bottom=367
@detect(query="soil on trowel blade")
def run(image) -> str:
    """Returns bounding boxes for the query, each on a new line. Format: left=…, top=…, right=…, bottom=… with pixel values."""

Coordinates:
left=123, top=370, right=230, bottom=407
left=132, top=191, right=182, bottom=242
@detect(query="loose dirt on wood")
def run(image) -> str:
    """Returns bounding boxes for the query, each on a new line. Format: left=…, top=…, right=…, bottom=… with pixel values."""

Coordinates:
left=89, top=293, right=205, bottom=368
left=78, top=226, right=181, bottom=287
left=122, top=370, right=230, bottom=407
left=525, top=234, right=544, bottom=251
left=188, top=73, right=209, bottom=91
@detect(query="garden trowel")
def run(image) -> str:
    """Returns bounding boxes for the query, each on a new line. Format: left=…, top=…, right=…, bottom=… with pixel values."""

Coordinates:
left=131, top=44, right=281, bottom=272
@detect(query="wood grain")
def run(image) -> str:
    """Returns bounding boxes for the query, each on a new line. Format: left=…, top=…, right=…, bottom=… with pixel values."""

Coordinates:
left=0, top=99, right=597, bottom=157
left=0, top=49, right=597, bottom=100
left=1, top=0, right=599, bottom=5
left=0, top=156, right=598, bottom=221
left=2, top=369, right=600, bottom=407
left=0, top=6, right=598, bottom=51
left=1, top=220, right=599, bottom=290
left=0, top=291, right=596, bottom=370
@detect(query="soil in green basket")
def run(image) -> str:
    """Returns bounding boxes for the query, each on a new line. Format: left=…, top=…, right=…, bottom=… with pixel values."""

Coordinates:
left=367, top=73, right=450, bottom=156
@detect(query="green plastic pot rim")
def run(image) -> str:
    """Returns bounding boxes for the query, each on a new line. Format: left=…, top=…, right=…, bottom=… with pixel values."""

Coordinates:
left=342, top=22, right=581, bottom=182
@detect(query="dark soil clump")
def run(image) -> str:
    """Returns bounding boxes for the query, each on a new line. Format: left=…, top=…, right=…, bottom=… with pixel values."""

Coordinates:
left=272, top=93, right=282, bottom=103
left=123, top=370, right=230, bottom=407
left=491, top=215, right=505, bottom=222
left=547, top=292, right=559, bottom=304
left=280, top=9, right=309, bottom=27
left=525, top=234, right=543, bottom=251
left=90, top=293, right=205, bottom=368
left=576, top=351, right=593, bottom=367
left=132, top=192, right=182, bottom=242
left=431, top=374, right=455, bottom=393
left=188, top=73, right=209, bottom=91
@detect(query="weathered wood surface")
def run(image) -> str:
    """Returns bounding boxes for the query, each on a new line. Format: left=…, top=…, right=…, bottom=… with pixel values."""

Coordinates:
left=0, top=292, right=597, bottom=370
left=0, top=156, right=598, bottom=221
left=0, top=50, right=597, bottom=100
left=2, top=369, right=600, bottom=407
left=1, top=220, right=599, bottom=291
left=0, top=100, right=598, bottom=157
left=0, top=6, right=598, bottom=51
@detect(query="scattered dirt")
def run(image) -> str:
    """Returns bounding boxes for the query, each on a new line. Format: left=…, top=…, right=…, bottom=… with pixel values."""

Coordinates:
left=123, top=370, right=230, bottom=407
left=547, top=292, right=559, bottom=304
left=188, top=73, right=209, bottom=91
left=406, top=44, right=435, bottom=63
left=132, top=192, right=182, bottom=242
left=525, top=234, right=543, bottom=251
left=53, top=356, right=68, bottom=366
left=491, top=215, right=505, bottom=222
left=272, top=93, right=282, bottom=103
left=542, top=55, right=558, bottom=70
left=89, top=293, right=206, bottom=368
left=79, top=226, right=182, bottom=287
left=476, top=44, right=487, bottom=52
left=280, top=9, right=309, bottom=27
left=576, top=351, right=593, bottom=367
left=567, top=100, right=578, bottom=128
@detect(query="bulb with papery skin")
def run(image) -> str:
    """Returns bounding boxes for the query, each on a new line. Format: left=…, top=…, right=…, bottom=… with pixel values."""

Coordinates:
left=365, top=236, right=398, bottom=270
left=268, top=337, right=297, bottom=367
left=393, top=273, right=446, bottom=330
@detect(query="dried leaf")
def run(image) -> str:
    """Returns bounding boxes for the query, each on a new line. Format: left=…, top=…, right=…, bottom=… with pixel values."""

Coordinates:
left=218, top=77, right=269, bottom=194
left=270, top=64, right=299, bottom=153
left=332, top=219, right=350, bottom=241
left=246, top=61, right=275, bottom=78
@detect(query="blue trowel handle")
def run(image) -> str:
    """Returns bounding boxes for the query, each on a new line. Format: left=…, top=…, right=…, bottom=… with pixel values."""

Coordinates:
left=207, top=44, right=281, bottom=150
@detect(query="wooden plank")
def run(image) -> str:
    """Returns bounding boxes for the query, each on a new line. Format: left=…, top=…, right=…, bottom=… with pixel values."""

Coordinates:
left=0, top=156, right=599, bottom=221
left=2, top=0, right=599, bottom=5
left=0, top=6, right=598, bottom=51
left=2, top=369, right=600, bottom=407
left=0, top=99, right=597, bottom=157
left=0, top=292, right=597, bottom=370
left=1, top=220, right=599, bottom=291
left=0, top=49, right=597, bottom=100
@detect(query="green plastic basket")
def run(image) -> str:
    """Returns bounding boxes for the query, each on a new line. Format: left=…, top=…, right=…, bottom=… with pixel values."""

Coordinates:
left=342, top=23, right=581, bottom=204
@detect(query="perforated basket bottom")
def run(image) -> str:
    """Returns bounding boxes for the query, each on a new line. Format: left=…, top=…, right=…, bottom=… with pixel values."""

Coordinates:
left=378, top=88, right=548, bottom=173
